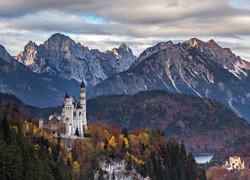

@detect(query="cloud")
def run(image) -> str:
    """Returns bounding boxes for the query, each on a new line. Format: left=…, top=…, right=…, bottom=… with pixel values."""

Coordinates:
left=0, top=0, right=249, bottom=60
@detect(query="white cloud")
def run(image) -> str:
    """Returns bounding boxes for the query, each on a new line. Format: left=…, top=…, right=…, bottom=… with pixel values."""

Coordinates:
left=0, top=0, right=249, bottom=60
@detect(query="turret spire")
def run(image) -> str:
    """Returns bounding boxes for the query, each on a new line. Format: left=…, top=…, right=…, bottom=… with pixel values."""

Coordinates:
left=80, top=80, right=85, bottom=88
left=65, top=92, right=69, bottom=99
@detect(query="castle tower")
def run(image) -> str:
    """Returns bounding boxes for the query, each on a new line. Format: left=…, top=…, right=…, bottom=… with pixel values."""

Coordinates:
left=79, top=81, right=87, bottom=137
left=63, top=95, right=74, bottom=136
left=80, top=81, right=86, bottom=107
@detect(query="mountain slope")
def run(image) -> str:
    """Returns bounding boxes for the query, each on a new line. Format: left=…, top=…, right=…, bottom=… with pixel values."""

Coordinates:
left=87, top=91, right=250, bottom=153
left=89, top=38, right=250, bottom=122
left=15, top=33, right=136, bottom=89
left=0, top=46, right=80, bottom=107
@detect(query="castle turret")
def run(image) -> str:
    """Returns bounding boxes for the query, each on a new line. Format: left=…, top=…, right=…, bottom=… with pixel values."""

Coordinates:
left=79, top=81, right=87, bottom=137
left=80, top=81, right=86, bottom=107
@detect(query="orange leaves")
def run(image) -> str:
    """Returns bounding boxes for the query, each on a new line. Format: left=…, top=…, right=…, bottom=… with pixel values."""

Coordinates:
left=138, top=132, right=150, bottom=144
left=108, top=136, right=117, bottom=148
left=126, top=152, right=145, bottom=165
left=24, top=120, right=30, bottom=135
left=123, top=137, right=129, bottom=149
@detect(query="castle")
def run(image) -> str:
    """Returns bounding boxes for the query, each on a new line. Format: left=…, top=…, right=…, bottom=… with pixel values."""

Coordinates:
left=223, top=156, right=245, bottom=171
left=39, top=81, right=87, bottom=138
left=61, top=81, right=87, bottom=137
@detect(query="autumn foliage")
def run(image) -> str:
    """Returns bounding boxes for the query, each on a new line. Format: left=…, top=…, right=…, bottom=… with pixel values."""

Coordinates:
left=72, top=123, right=206, bottom=179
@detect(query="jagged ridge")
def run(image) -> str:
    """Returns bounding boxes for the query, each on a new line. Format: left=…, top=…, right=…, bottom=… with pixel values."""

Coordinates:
left=89, top=38, right=250, bottom=122
left=15, top=33, right=137, bottom=89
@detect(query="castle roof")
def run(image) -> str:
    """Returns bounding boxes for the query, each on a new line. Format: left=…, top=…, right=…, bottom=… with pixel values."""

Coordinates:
left=65, top=92, right=70, bottom=99
left=80, top=80, right=85, bottom=88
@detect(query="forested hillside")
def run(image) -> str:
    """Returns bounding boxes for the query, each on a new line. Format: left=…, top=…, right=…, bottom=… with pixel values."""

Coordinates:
left=73, top=123, right=206, bottom=179
left=0, top=102, right=74, bottom=179
left=87, top=91, right=250, bottom=153
left=0, top=101, right=206, bottom=179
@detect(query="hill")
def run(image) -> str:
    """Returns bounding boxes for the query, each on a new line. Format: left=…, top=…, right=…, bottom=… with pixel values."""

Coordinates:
left=87, top=91, right=250, bottom=153
left=0, top=92, right=60, bottom=120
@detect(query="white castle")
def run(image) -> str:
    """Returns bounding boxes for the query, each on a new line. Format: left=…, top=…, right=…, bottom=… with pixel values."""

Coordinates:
left=61, top=81, right=87, bottom=137
left=223, top=156, right=245, bottom=171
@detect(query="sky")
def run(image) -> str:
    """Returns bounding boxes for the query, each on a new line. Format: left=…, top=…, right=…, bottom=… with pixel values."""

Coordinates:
left=0, top=0, right=249, bottom=60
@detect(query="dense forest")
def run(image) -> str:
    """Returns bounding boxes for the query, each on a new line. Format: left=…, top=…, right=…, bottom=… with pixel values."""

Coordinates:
left=0, top=102, right=75, bottom=179
left=0, top=101, right=206, bottom=179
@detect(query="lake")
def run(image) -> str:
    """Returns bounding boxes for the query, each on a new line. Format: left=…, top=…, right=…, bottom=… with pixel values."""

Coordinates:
left=194, top=154, right=213, bottom=164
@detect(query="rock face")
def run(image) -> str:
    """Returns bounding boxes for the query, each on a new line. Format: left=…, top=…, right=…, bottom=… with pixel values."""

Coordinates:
left=0, top=44, right=80, bottom=107
left=89, top=38, right=250, bottom=122
left=15, top=33, right=136, bottom=89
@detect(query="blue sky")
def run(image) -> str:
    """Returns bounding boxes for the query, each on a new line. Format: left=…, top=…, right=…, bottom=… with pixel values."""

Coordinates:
left=0, top=0, right=249, bottom=60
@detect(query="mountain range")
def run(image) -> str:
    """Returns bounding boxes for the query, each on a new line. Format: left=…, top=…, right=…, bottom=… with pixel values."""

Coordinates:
left=89, top=38, right=250, bottom=122
left=0, top=33, right=249, bottom=122
left=15, top=33, right=136, bottom=88
left=0, top=33, right=136, bottom=107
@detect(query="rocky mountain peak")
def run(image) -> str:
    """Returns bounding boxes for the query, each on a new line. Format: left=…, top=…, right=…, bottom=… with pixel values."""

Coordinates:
left=133, top=41, right=174, bottom=66
left=27, top=40, right=37, bottom=46
left=119, top=43, right=129, bottom=51
left=184, top=38, right=204, bottom=48
left=43, top=33, right=77, bottom=52
left=111, top=43, right=134, bottom=60
left=0, top=44, right=13, bottom=63
left=48, top=33, right=72, bottom=41
left=207, top=39, right=220, bottom=47
left=15, top=40, right=38, bottom=66
left=24, top=41, right=38, bottom=52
